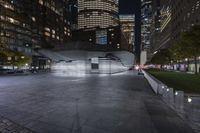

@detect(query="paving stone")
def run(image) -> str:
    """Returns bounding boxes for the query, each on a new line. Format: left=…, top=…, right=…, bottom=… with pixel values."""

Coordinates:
left=0, top=116, right=34, bottom=133
left=0, top=71, right=196, bottom=133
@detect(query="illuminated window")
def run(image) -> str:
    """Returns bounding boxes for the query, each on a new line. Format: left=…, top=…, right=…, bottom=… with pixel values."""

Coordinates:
left=39, top=0, right=43, bottom=5
left=32, top=17, right=36, bottom=22
left=44, top=32, right=50, bottom=37
left=44, top=27, right=50, bottom=32
left=52, top=30, right=55, bottom=34
left=57, top=36, right=60, bottom=40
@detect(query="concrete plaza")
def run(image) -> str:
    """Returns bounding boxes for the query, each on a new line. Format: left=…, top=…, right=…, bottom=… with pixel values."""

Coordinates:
left=0, top=71, right=194, bottom=133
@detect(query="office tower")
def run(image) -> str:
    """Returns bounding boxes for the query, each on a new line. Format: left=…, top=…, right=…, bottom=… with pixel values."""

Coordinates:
left=69, top=0, right=78, bottom=30
left=171, top=0, right=200, bottom=44
left=141, top=0, right=153, bottom=51
left=119, top=15, right=135, bottom=52
left=0, top=0, right=71, bottom=55
left=77, top=0, right=119, bottom=29
left=141, top=0, right=153, bottom=62
left=150, top=0, right=172, bottom=54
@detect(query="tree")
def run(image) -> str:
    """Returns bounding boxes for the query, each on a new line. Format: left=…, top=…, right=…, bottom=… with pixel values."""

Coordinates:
left=0, top=48, right=15, bottom=66
left=0, top=51, right=8, bottom=65
left=172, top=25, right=200, bottom=74
left=0, top=47, right=32, bottom=69
left=151, top=49, right=172, bottom=66
left=9, top=51, right=32, bottom=68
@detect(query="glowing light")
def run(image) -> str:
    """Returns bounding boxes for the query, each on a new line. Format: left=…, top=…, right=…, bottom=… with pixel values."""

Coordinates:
left=185, top=58, right=188, bottom=61
left=175, top=91, right=178, bottom=96
left=166, top=88, right=169, bottom=92
left=9, top=18, right=14, bottom=23
left=153, top=51, right=158, bottom=54
left=135, top=66, right=140, bottom=70
left=8, top=57, right=12, bottom=61
left=187, top=97, right=192, bottom=103
left=32, top=17, right=36, bottom=22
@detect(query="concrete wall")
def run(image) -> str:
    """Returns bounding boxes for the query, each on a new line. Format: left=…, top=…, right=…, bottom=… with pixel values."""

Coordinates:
left=38, top=50, right=135, bottom=67
left=143, top=70, right=200, bottom=133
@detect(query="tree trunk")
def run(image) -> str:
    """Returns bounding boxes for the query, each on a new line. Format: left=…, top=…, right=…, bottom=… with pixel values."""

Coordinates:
left=194, top=56, right=198, bottom=75
left=187, top=59, right=189, bottom=72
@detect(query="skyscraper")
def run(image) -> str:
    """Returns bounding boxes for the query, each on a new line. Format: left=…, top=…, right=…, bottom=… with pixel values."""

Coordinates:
left=141, top=0, right=154, bottom=63
left=0, top=0, right=71, bottom=55
left=151, top=0, right=171, bottom=53
left=69, top=0, right=78, bottom=30
left=171, top=0, right=200, bottom=44
left=77, top=0, right=119, bottom=29
left=141, top=0, right=153, bottom=51
left=119, top=15, right=135, bottom=52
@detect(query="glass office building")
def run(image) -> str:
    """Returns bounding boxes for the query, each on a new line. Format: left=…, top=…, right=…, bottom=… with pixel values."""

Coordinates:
left=119, top=15, right=135, bottom=52
left=78, top=0, right=119, bottom=29
left=0, top=0, right=71, bottom=55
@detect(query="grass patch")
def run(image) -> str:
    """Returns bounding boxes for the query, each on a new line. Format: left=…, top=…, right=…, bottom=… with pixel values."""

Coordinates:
left=146, top=69, right=200, bottom=94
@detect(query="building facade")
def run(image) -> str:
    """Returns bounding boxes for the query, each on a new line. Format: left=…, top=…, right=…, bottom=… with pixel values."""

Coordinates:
left=77, top=0, right=119, bottom=29
left=150, top=0, right=171, bottom=54
left=141, top=0, right=153, bottom=62
left=150, top=0, right=200, bottom=54
left=68, top=0, right=78, bottom=30
left=119, top=14, right=135, bottom=52
left=72, top=26, right=121, bottom=51
left=0, top=0, right=71, bottom=55
left=171, top=0, right=200, bottom=44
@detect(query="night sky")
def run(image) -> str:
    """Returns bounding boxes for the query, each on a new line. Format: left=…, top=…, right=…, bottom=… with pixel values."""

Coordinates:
left=119, top=0, right=141, bottom=61
left=119, top=0, right=140, bottom=14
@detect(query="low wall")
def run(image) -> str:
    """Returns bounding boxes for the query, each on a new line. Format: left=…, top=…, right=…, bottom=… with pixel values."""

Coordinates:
left=142, top=70, right=200, bottom=133
left=142, top=70, right=163, bottom=94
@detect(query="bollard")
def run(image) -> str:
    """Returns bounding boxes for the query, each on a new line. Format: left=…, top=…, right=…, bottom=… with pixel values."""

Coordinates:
left=163, top=88, right=174, bottom=106
left=174, top=91, right=184, bottom=114
left=158, top=84, right=167, bottom=95
left=168, top=88, right=174, bottom=106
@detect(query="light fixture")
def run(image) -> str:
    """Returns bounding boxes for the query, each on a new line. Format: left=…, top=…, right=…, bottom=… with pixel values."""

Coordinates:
left=8, top=57, right=12, bottom=61
left=153, top=51, right=158, bottom=54
left=185, top=58, right=188, bottom=61
left=187, top=97, right=192, bottom=103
